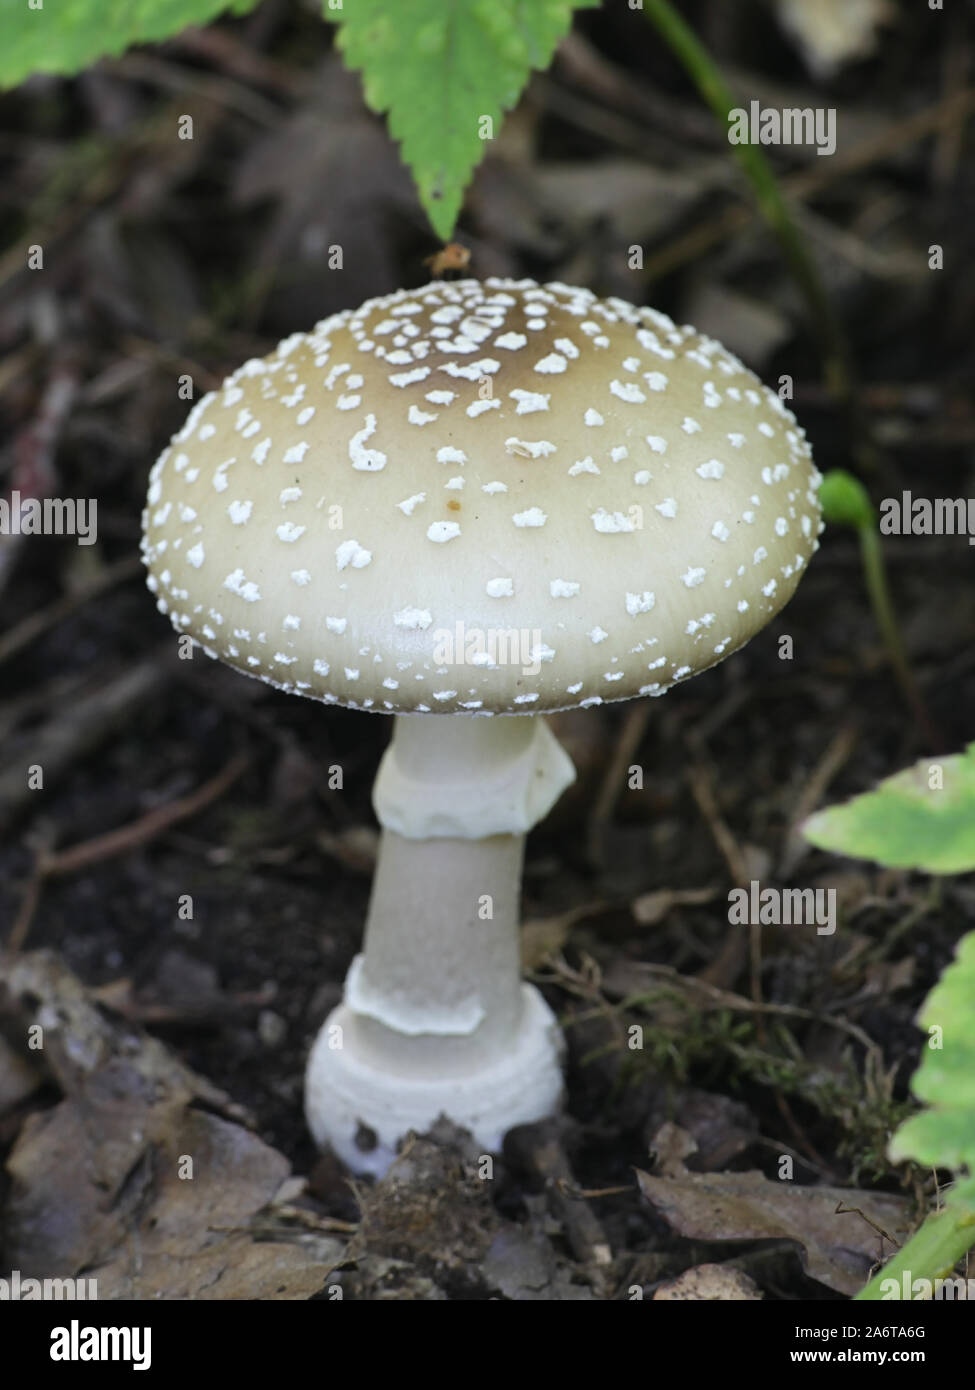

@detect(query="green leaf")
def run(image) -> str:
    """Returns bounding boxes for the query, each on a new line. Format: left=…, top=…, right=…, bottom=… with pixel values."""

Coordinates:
left=858, top=933, right=975, bottom=1298
left=331, top=0, right=592, bottom=241
left=889, top=932, right=975, bottom=1194
left=802, top=744, right=975, bottom=875
left=0, top=0, right=263, bottom=90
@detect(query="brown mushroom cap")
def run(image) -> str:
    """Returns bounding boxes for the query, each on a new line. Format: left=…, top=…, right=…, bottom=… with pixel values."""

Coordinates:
left=141, top=278, right=822, bottom=714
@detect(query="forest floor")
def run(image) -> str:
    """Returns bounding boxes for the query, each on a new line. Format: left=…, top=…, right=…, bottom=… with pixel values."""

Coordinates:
left=1, top=0, right=973, bottom=1299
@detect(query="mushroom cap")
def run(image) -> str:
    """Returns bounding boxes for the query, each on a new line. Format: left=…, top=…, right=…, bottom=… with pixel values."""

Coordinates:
left=142, top=278, right=822, bottom=715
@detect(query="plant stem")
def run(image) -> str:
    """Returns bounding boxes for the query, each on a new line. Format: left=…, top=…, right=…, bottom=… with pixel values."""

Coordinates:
left=640, top=0, right=853, bottom=404
left=819, top=470, right=939, bottom=746
left=857, top=1202, right=975, bottom=1299
left=857, top=524, right=936, bottom=745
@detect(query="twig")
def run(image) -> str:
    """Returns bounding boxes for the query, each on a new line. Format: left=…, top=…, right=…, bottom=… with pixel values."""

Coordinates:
left=684, top=756, right=752, bottom=997
left=685, top=760, right=750, bottom=890
left=753, top=1134, right=840, bottom=1186
left=40, top=751, right=250, bottom=879
left=790, top=86, right=975, bottom=204
left=553, top=30, right=719, bottom=146
left=112, top=53, right=282, bottom=128
left=555, top=1178, right=632, bottom=1200
left=771, top=1089, right=834, bottom=1179
left=602, top=961, right=881, bottom=1057
left=0, top=361, right=80, bottom=597
left=932, top=35, right=969, bottom=187
left=640, top=0, right=854, bottom=404
left=7, top=751, right=250, bottom=953
left=778, top=721, right=860, bottom=877
left=6, top=870, right=44, bottom=958
left=643, top=86, right=975, bottom=282
left=509, top=1127, right=614, bottom=1276
left=587, top=702, right=652, bottom=866
left=0, top=656, right=171, bottom=834
left=119, top=335, right=224, bottom=395
left=169, top=24, right=303, bottom=96
left=0, top=555, right=142, bottom=668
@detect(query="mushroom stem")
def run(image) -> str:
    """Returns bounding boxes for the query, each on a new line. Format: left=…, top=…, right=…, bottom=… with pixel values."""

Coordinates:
left=348, top=830, right=526, bottom=1062
left=305, top=713, right=575, bottom=1174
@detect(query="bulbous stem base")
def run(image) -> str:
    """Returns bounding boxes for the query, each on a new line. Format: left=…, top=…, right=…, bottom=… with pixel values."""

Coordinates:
left=304, top=713, right=575, bottom=1174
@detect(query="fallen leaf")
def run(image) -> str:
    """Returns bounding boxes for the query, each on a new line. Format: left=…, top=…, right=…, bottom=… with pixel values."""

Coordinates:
left=644, top=1092, right=758, bottom=1172
left=0, top=1035, right=42, bottom=1112
left=0, top=951, right=341, bottom=1298
left=636, top=1157, right=911, bottom=1296
left=90, top=1110, right=340, bottom=1299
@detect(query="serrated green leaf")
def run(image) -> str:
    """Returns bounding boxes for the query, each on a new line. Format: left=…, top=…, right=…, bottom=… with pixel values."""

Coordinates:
left=806, top=754, right=975, bottom=1218
left=891, top=1113, right=975, bottom=1172
left=0, top=0, right=263, bottom=90
left=889, top=933, right=975, bottom=1190
left=802, top=744, right=975, bottom=874
left=331, top=0, right=593, bottom=240
left=910, top=1046, right=975, bottom=1106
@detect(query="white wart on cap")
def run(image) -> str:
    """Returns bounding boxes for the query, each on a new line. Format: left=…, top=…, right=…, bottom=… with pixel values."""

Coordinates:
left=141, top=278, right=822, bottom=713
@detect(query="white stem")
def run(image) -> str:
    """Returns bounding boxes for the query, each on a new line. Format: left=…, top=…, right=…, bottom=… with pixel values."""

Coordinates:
left=372, top=711, right=576, bottom=840
left=305, top=714, right=575, bottom=1174
left=347, top=830, right=525, bottom=1067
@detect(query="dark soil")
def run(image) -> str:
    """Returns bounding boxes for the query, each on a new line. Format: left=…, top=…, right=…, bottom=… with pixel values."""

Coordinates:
left=1, top=0, right=973, bottom=1301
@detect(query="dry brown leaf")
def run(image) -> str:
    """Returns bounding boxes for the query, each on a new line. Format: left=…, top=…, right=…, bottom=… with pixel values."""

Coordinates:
left=0, top=1035, right=42, bottom=1112
left=90, top=1110, right=340, bottom=1299
left=636, top=1157, right=910, bottom=1296
left=645, top=1094, right=758, bottom=1173
left=0, top=951, right=341, bottom=1298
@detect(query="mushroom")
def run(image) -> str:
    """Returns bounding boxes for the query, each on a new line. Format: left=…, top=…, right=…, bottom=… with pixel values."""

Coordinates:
left=141, top=277, right=822, bottom=1174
